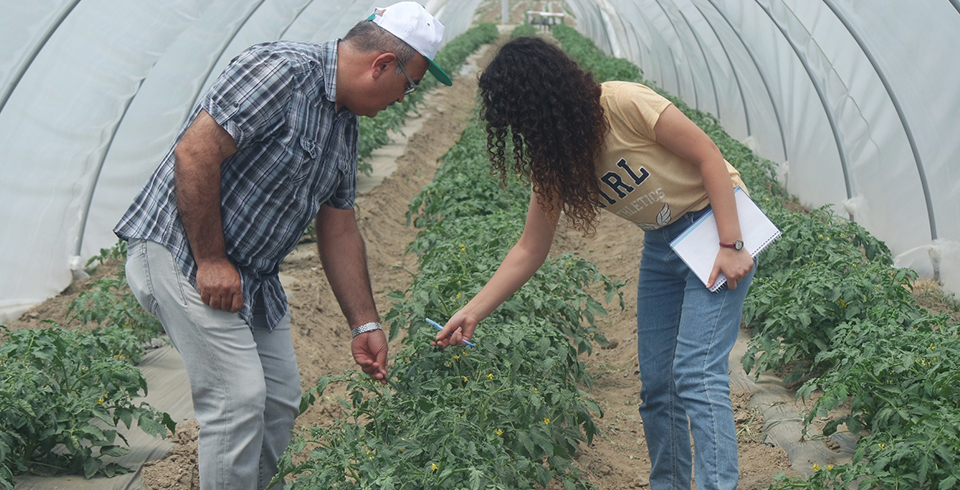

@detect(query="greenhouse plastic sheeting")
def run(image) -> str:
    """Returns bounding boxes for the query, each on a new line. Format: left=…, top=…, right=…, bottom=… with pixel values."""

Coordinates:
left=1, top=0, right=958, bottom=322
left=566, top=0, right=960, bottom=295
left=0, top=0, right=479, bottom=322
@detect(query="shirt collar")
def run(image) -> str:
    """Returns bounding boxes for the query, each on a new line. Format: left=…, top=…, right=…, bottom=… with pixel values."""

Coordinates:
left=321, top=40, right=339, bottom=105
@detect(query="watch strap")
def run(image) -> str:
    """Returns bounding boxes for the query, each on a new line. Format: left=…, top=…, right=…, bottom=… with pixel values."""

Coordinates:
left=351, top=322, right=382, bottom=338
left=719, top=240, right=744, bottom=250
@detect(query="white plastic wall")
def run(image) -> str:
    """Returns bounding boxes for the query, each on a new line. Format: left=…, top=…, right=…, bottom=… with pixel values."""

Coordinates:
left=566, top=0, right=960, bottom=296
left=0, top=0, right=479, bottom=322
left=1, top=0, right=958, bottom=321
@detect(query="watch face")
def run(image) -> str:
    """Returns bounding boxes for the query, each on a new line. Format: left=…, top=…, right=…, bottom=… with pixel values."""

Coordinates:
left=734, top=240, right=744, bottom=251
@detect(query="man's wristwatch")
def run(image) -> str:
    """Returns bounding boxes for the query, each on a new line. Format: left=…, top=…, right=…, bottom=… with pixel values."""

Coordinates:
left=351, top=322, right=382, bottom=338
left=719, top=239, right=744, bottom=251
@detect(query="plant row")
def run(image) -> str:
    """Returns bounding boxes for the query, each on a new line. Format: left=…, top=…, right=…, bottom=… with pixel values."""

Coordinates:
left=0, top=242, right=173, bottom=488
left=0, top=23, right=504, bottom=489
left=552, top=22, right=960, bottom=490
left=273, top=24, right=629, bottom=489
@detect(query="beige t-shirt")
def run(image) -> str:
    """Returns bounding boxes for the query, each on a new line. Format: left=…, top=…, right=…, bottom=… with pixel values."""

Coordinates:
left=596, top=81, right=745, bottom=230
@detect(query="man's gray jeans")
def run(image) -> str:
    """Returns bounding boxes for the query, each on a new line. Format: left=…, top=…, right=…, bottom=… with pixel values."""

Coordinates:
left=126, top=239, right=301, bottom=490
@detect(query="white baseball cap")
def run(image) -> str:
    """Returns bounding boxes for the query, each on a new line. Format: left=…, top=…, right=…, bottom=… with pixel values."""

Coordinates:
left=367, top=2, right=452, bottom=86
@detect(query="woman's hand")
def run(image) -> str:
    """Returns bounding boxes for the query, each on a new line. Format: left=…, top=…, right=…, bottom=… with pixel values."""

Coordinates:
left=433, top=310, right=480, bottom=348
left=709, top=248, right=755, bottom=290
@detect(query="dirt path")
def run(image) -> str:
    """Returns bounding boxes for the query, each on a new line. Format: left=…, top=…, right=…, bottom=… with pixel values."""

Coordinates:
left=9, top=34, right=801, bottom=490
left=138, top=34, right=796, bottom=489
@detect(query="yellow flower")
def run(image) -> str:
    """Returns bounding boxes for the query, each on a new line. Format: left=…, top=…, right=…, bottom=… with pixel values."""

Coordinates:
left=837, top=299, right=847, bottom=308
left=431, top=463, right=439, bottom=472
left=456, top=292, right=462, bottom=299
left=454, top=354, right=460, bottom=360
left=462, top=376, right=468, bottom=382
left=929, top=344, right=936, bottom=350
left=826, top=465, right=834, bottom=471
left=495, top=428, right=504, bottom=436
left=487, top=373, right=494, bottom=380
left=878, top=442, right=886, bottom=450
left=812, top=464, right=821, bottom=471
left=544, top=417, right=551, bottom=425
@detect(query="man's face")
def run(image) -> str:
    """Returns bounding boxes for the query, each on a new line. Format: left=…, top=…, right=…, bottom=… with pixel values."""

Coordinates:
left=360, top=53, right=428, bottom=117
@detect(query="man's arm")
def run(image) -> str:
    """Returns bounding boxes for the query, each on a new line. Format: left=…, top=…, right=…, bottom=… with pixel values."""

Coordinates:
left=174, top=109, right=242, bottom=311
left=315, top=204, right=388, bottom=383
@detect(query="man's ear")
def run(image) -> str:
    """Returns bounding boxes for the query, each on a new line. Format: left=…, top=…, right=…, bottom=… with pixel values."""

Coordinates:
left=371, top=52, right=394, bottom=80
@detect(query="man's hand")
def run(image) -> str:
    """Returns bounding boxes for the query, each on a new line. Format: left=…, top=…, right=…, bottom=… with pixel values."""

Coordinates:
left=351, top=330, right=389, bottom=383
left=196, top=257, right=243, bottom=312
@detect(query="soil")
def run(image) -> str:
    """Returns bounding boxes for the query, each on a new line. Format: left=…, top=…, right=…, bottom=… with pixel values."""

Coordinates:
left=7, top=27, right=799, bottom=490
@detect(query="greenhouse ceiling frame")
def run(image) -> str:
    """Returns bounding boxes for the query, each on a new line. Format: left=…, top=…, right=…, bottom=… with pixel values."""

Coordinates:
left=0, top=0, right=480, bottom=321
left=563, top=0, right=958, bottom=291
left=1, top=0, right=957, bottom=319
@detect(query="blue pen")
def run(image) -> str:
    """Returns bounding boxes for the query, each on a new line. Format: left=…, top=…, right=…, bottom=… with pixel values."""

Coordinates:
left=426, top=317, right=476, bottom=348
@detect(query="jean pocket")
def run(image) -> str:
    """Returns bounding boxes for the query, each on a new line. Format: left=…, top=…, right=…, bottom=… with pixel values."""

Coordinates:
left=125, top=241, right=159, bottom=316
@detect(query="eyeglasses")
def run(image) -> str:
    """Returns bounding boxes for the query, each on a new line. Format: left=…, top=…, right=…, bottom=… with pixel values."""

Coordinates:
left=389, top=52, right=418, bottom=96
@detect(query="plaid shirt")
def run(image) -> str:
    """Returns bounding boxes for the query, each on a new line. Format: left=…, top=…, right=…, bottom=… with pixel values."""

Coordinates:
left=115, top=40, right=359, bottom=330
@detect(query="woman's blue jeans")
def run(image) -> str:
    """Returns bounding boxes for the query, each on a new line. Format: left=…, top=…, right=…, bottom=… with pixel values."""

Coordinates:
left=636, top=207, right=755, bottom=490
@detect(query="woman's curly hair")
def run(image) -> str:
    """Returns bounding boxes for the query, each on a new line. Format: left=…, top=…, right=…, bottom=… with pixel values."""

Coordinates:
left=478, top=36, right=606, bottom=234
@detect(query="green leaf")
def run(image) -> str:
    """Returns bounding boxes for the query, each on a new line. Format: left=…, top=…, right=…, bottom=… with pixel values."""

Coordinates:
left=100, top=445, right=130, bottom=458
left=83, top=457, right=102, bottom=479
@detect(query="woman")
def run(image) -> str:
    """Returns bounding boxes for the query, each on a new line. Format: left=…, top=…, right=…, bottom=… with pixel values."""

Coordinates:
left=434, top=36, right=755, bottom=489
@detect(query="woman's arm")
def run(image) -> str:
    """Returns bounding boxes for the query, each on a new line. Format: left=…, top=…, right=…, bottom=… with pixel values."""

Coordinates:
left=434, top=191, right=560, bottom=347
left=653, top=104, right=754, bottom=289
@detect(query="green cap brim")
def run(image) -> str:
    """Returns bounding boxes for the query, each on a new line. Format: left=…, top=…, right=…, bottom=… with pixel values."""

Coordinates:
left=428, top=58, right=452, bottom=86
left=365, top=12, right=451, bottom=86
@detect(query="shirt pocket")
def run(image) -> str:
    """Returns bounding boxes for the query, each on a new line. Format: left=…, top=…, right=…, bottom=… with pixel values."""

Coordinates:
left=288, top=135, right=319, bottom=185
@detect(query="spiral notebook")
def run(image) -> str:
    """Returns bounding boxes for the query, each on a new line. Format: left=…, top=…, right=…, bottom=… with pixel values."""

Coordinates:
left=669, top=187, right=781, bottom=292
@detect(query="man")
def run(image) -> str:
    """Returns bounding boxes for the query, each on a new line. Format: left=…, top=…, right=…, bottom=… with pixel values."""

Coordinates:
left=115, top=3, right=452, bottom=489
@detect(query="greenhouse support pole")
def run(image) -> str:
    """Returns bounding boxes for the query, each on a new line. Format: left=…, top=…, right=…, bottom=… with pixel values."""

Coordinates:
left=0, top=1, right=81, bottom=115
left=651, top=0, right=699, bottom=109
left=754, top=1, right=853, bottom=209
left=692, top=3, right=751, bottom=135
left=76, top=0, right=268, bottom=259
left=278, top=0, right=315, bottom=39
left=823, top=0, right=938, bottom=242
left=502, top=0, right=508, bottom=24
left=700, top=0, right=789, bottom=162
left=676, top=5, right=723, bottom=120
